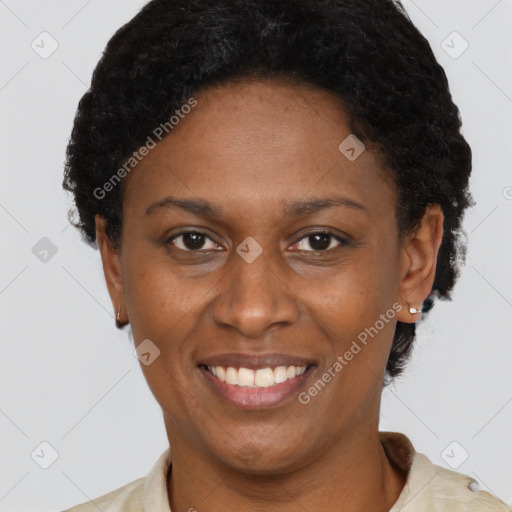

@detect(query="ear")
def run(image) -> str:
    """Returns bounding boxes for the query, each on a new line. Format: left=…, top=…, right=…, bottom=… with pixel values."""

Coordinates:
left=396, top=204, right=444, bottom=324
left=95, top=215, right=127, bottom=326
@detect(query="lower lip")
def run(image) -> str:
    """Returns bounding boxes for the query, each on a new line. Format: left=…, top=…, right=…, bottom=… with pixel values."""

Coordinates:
left=199, top=366, right=314, bottom=409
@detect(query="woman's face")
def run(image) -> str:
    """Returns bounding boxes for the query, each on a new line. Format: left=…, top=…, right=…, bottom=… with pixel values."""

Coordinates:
left=97, top=79, right=441, bottom=473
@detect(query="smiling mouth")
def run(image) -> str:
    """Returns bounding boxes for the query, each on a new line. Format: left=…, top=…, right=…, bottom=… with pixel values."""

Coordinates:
left=199, top=364, right=310, bottom=388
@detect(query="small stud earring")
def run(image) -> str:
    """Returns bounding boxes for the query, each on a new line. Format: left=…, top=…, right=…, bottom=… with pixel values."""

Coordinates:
left=408, top=305, right=422, bottom=314
left=117, top=303, right=121, bottom=321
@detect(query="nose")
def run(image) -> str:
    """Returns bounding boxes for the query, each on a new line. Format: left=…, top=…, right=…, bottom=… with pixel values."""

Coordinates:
left=211, top=251, right=300, bottom=338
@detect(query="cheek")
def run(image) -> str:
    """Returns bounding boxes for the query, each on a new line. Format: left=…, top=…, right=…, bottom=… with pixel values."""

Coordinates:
left=304, top=257, right=395, bottom=327
left=123, top=266, right=199, bottom=407
left=297, top=250, right=400, bottom=377
left=124, top=254, right=213, bottom=337
left=137, top=356, right=206, bottom=445
left=127, top=270, right=203, bottom=419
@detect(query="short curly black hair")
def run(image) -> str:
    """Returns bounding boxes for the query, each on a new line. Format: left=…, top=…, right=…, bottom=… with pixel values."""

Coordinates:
left=63, top=0, right=474, bottom=383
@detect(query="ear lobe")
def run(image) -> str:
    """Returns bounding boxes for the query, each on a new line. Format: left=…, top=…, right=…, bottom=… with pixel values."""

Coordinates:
left=397, top=204, right=444, bottom=323
left=95, top=215, right=125, bottom=314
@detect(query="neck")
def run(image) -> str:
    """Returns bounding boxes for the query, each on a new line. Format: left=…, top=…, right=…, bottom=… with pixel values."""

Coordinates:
left=166, top=425, right=407, bottom=512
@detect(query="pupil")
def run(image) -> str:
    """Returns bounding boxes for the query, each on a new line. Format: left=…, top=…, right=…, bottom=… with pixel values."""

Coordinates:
left=184, top=233, right=205, bottom=250
left=310, top=234, right=330, bottom=250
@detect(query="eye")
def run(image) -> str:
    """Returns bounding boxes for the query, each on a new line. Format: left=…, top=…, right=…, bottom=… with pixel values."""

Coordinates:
left=166, top=230, right=350, bottom=253
left=166, top=231, right=221, bottom=251
left=290, top=232, right=350, bottom=252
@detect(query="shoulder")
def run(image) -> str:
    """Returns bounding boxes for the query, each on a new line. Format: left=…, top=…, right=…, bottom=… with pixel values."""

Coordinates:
left=426, top=457, right=512, bottom=512
left=61, top=448, right=171, bottom=512
left=380, top=432, right=511, bottom=512
left=398, top=451, right=512, bottom=511
left=62, top=477, right=145, bottom=512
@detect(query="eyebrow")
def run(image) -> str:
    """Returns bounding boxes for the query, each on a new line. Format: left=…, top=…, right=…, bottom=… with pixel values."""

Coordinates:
left=145, top=195, right=368, bottom=218
left=282, top=196, right=368, bottom=217
left=146, top=197, right=222, bottom=217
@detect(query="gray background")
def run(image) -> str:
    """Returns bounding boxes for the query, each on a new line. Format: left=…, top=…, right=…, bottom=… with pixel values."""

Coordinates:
left=0, top=0, right=511, bottom=510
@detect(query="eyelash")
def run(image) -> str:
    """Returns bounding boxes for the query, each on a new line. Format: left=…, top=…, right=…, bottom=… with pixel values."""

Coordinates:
left=165, top=230, right=351, bottom=253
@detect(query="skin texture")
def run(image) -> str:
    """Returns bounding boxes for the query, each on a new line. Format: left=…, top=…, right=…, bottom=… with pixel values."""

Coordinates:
left=95, top=79, right=444, bottom=512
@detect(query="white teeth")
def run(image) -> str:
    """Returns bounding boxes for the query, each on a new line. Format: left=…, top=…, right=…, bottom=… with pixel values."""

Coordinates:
left=286, top=366, right=296, bottom=379
left=216, top=366, right=226, bottom=382
left=238, top=367, right=255, bottom=387
left=207, top=365, right=308, bottom=388
left=255, top=368, right=274, bottom=387
left=274, top=366, right=288, bottom=383
left=225, top=367, right=239, bottom=385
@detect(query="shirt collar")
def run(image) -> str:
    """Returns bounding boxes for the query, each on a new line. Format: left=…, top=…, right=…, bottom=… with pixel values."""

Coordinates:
left=142, top=447, right=172, bottom=512
left=379, top=431, right=438, bottom=510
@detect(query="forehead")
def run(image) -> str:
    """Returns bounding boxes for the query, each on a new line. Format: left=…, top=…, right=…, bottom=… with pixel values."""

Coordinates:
left=122, top=78, right=396, bottom=222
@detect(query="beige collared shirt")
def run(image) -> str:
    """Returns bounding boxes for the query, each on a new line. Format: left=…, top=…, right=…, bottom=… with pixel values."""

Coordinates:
left=64, top=431, right=511, bottom=511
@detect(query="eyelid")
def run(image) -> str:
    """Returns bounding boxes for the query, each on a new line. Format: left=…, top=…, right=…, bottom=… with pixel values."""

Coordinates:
left=166, top=229, right=350, bottom=253
left=166, top=230, right=222, bottom=251
left=288, top=230, right=351, bottom=252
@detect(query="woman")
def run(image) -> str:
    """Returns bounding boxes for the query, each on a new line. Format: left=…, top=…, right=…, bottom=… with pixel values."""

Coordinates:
left=61, top=0, right=510, bottom=510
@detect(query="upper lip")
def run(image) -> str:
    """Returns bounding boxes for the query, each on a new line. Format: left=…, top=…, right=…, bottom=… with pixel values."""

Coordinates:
left=198, top=352, right=316, bottom=370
